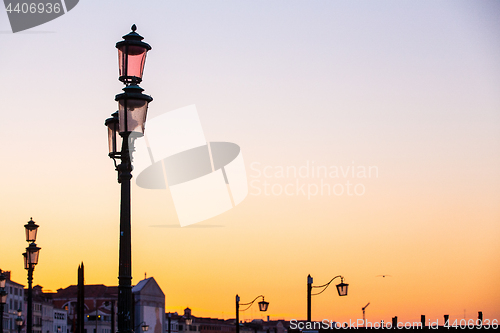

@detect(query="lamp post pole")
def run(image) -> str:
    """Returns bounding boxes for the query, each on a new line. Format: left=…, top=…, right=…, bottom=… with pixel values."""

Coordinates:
left=0, top=271, right=6, bottom=333
left=107, top=25, right=152, bottom=333
left=118, top=129, right=133, bottom=333
left=235, top=295, right=269, bottom=333
left=235, top=295, right=239, bottom=333
left=0, top=302, right=4, bottom=333
left=307, top=275, right=312, bottom=322
left=27, top=265, right=33, bottom=333
left=306, top=274, right=349, bottom=322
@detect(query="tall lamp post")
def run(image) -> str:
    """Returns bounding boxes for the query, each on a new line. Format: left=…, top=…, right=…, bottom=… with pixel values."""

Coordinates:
left=23, top=218, right=41, bottom=333
left=307, top=274, right=348, bottom=322
left=16, top=309, right=23, bottom=333
left=105, top=25, right=153, bottom=333
left=0, top=272, right=7, bottom=333
left=235, top=295, right=269, bottom=333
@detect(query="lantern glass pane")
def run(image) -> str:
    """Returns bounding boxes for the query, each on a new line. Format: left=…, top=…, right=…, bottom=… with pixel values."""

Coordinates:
left=118, top=45, right=148, bottom=82
left=28, top=248, right=40, bottom=265
left=107, top=122, right=122, bottom=154
left=142, top=325, right=149, bottom=332
left=16, top=318, right=23, bottom=326
left=118, top=98, right=149, bottom=134
left=0, top=293, right=7, bottom=304
left=23, top=253, right=28, bottom=270
left=0, top=278, right=5, bottom=289
left=25, top=227, right=37, bottom=243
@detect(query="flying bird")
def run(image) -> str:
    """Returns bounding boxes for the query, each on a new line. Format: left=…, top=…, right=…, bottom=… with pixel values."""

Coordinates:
left=376, top=275, right=392, bottom=278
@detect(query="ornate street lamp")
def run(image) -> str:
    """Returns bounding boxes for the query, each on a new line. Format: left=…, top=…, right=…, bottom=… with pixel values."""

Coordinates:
left=16, top=309, right=23, bottom=333
left=116, top=24, right=151, bottom=85
left=105, top=111, right=121, bottom=160
left=258, top=299, right=269, bottom=312
left=115, top=84, right=153, bottom=136
left=24, top=218, right=41, bottom=333
left=26, top=243, right=41, bottom=265
left=307, top=274, right=348, bottom=322
left=107, top=25, right=153, bottom=333
left=135, top=322, right=149, bottom=333
left=24, top=218, right=39, bottom=243
left=235, top=295, right=269, bottom=333
left=336, top=278, right=349, bottom=296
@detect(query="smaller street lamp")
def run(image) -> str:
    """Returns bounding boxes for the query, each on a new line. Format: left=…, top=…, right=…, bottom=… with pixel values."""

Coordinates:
left=336, top=278, right=349, bottom=296
left=0, top=271, right=6, bottom=289
left=235, top=295, right=269, bottom=333
left=258, top=299, right=269, bottom=312
left=307, top=274, right=348, bottom=322
left=16, top=309, right=23, bottom=333
left=135, top=322, right=149, bottom=333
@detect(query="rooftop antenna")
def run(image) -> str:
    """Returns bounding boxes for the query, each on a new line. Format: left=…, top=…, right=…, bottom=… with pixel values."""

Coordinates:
left=362, top=302, right=370, bottom=327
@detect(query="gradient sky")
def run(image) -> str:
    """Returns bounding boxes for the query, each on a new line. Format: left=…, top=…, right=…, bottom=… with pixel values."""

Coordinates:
left=1, top=0, right=499, bottom=326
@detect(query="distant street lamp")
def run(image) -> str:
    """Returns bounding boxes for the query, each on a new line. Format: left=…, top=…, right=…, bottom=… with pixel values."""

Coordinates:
left=135, top=322, right=149, bottom=332
left=16, top=309, right=24, bottom=333
left=23, top=218, right=41, bottom=333
left=0, top=271, right=7, bottom=333
left=307, top=274, right=348, bottom=322
left=105, top=25, right=152, bottom=333
left=235, top=295, right=269, bottom=333
left=185, top=311, right=192, bottom=326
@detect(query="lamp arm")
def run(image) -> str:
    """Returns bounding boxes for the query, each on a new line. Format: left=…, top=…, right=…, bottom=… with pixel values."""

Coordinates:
left=239, top=295, right=265, bottom=312
left=311, top=275, right=343, bottom=296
